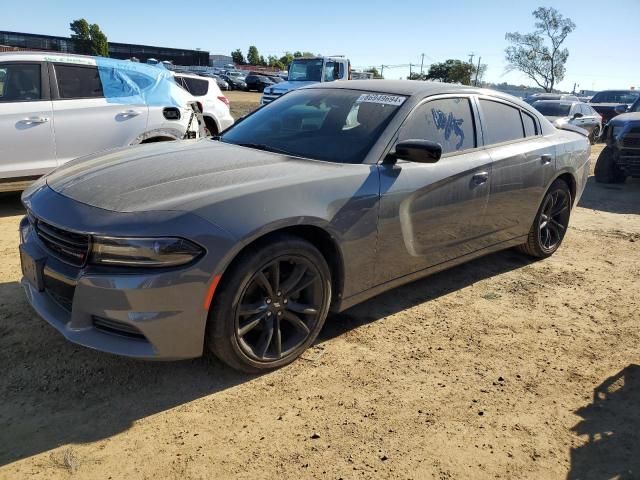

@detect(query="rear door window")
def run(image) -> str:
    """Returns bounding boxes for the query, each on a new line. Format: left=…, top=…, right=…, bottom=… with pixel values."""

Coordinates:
left=0, top=63, right=42, bottom=102
left=55, top=64, right=103, bottom=99
left=399, top=97, right=476, bottom=154
left=479, top=99, right=524, bottom=145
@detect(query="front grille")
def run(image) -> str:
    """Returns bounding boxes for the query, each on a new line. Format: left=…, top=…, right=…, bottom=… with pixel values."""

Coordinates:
left=92, top=316, right=146, bottom=340
left=261, top=93, right=280, bottom=104
left=621, top=135, right=640, bottom=149
left=619, top=153, right=640, bottom=176
left=33, top=217, right=90, bottom=266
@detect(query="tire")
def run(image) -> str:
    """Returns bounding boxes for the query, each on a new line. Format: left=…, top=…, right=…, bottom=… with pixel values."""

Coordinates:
left=595, top=146, right=626, bottom=184
left=207, top=234, right=332, bottom=373
left=517, top=179, right=572, bottom=258
left=589, top=125, right=601, bottom=145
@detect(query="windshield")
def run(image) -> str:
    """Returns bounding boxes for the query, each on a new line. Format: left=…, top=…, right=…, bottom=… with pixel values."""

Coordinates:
left=591, top=91, right=640, bottom=104
left=220, top=89, right=406, bottom=164
left=532, top=102, right=571, bottom=117
left=288, top=58, right=324, bottom=82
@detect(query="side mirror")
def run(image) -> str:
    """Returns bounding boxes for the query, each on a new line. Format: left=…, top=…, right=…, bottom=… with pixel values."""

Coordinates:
left=614, top=104, right=628, bottom=114
left=391, top=140, right=442, bottom=163
left=572, top=112, right=583, bottom=119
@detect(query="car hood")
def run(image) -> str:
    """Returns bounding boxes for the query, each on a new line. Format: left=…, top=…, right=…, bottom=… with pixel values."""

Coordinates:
left=609, top=112, right=640, bottom=125
left=264, top=81, right=317, bottom=95
left=45, top=140, right=350, bottom=213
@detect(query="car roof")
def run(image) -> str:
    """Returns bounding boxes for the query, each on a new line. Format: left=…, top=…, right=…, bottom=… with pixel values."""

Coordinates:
left=307, top=80, right=528, bottom=102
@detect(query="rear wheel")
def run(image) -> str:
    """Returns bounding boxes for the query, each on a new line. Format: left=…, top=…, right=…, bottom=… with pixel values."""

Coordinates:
left=207, top=235, right=331, bottom=372
left=518, top=179, right=572, bottom=258
left=595, top=146, right=626, bottom=183
left=589, top=125, right=601, bottom=145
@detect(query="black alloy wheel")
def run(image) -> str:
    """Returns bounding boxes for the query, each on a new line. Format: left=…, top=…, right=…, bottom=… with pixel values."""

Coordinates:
left=537, top=189, right=570, bottom=253
left=207, top=235, right=331, bottom=372
left=235, top=256, right=324, bottom=362
left=518, top=179, right=572, bottom=258
left=589, top=125, right=601, bottom=145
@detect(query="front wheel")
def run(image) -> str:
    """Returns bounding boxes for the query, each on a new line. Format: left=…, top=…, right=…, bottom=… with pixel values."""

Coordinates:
left=517, top=179, right=572, bottom=258
left=595, top=146, right=626, bottom=183
left=207, top=235, right=332, bottom=372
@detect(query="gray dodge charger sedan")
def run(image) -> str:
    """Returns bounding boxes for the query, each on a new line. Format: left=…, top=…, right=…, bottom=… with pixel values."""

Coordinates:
left=20, top=80, right=590, bottom=372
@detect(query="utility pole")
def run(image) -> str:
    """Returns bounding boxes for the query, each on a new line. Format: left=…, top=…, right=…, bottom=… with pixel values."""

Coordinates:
left=380, top=64, right=385, bottom=78
left=474, top=56, right=481, bottom=86
left=468, top=53, right=475, bottom=65
left=409, top=63, right=412, bottom=77
left=420, top=53, right=425, bottom=75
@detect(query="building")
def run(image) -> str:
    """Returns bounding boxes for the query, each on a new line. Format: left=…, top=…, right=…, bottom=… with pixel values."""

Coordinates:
left=0, top=31, right=209, bottom=66
left=209, top=54, right=234, bottom=68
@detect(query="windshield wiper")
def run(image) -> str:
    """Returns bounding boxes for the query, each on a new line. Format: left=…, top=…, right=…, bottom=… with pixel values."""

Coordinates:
left=235, top=143, right=296, bottom=156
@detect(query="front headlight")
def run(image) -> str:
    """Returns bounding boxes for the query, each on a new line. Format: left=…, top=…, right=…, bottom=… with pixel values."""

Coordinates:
left=90, top=236, right=203, bottom=267
left=612, top=125, right=624, bottom=138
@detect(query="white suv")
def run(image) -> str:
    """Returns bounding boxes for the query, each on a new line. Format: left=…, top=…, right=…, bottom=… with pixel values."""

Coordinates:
left=0, top=52, right=201, bottom=191
left=173, top=73, right=234, bottom=135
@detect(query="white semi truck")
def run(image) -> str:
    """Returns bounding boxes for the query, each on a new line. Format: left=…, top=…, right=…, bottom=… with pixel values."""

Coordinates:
left=261, top=56, right=368, bottom=105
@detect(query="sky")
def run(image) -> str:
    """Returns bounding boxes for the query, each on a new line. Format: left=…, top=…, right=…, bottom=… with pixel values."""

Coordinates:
left=2, top=0, right=638, bottom=92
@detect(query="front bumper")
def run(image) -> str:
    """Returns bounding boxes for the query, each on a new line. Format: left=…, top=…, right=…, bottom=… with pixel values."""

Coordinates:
left=612, top=127, right=640, bottom=176
left=20, top=185, right=236, bottom=360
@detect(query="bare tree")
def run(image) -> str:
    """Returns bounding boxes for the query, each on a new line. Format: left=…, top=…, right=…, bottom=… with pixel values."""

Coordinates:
left=505, top=7, right=575, bottom=92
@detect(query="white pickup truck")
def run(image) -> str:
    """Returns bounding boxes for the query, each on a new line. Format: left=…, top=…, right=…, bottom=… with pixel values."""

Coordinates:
left=261, top=56, right=361, bottom=105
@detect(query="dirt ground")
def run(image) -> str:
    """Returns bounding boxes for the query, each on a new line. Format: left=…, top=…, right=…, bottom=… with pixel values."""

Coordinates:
left=0, top=138, right=639, bottom=479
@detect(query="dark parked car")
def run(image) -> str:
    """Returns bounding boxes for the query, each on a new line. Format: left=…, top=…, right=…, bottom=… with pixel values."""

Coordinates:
left=589, top=90, right=640, bottom=127
left=594, top=97, right=640, bottom=183
left=532, top=100, right=603, bottom=144
left=245, top=74, right=274, bottom=92
left=20, top=81, right=590, bottom=372
left=221, top=74, right=247, bottom=91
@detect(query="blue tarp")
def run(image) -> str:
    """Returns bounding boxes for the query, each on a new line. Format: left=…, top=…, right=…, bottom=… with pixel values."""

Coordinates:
left=94, top=57, right=191, bottom=107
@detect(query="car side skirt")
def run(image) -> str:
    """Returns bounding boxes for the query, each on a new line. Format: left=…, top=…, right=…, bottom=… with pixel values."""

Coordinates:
left=335, top=235, right=527, bottom=312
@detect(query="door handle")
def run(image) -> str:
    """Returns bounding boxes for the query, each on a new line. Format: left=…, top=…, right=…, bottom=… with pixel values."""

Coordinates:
left=119, top=110, right=141, bottom=117
left=472, top=172, right=489, bottom=185
left=19, top=117, right=49, bottom=124
left=541, top=154, right=553, bottom=165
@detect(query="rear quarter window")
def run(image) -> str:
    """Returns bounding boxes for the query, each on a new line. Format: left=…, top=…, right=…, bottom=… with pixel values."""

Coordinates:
left=479, top=99, right=524, bottom=145
left=177, top=76, right=209, bottom=96
left=0, top=63, right=42, bottom=102
left=522, top=111, right=537, bottom=137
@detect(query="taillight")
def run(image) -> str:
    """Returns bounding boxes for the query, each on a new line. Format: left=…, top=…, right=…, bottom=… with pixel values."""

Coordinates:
left=217, top=96, right=230, bottom=107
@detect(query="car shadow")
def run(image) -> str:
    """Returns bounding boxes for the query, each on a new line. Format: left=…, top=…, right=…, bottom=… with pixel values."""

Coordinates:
left=0, top=192, right=25, bottom=218
left=320, top=248, right=536, bottom=342
left=0, top=247, right=536, bottom=467
left=568, top=364, right=640, bottom=480
left=578, top=176, right=640, bottom=215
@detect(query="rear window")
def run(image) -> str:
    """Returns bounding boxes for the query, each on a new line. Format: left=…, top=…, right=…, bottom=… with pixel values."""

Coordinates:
left=0, top=63, right=41, bottom=102
left=55, top=64, right=103, bottom=99
left=177, top=76, right=209, bottom=96
left=479, top=99, right=524, bottom=145
left=591, top=91, right=640, bottom=104
left=532, top=102, right=571, bottom=117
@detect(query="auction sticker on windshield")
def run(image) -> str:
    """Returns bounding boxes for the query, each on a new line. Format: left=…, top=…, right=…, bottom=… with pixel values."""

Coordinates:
left=356, top=93, right=406, bottom=106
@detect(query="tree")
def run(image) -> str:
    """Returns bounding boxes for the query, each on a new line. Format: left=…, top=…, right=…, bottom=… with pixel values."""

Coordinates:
left=268, top=55, right=285, bottom=70
left=278, top=52, right=294, bottom=68
left=259, top=55, right=267, bottom=67
left=247, top=46, right=261, bottom=66
left=505, top=7, right=575, bottom=92
left=70, top=18, right=109, bottom=56
left=365, top=67, right=383, bottom=79
left=231, top=48, right=245, bottom=65
left=425, top=59, right=474, bottom=84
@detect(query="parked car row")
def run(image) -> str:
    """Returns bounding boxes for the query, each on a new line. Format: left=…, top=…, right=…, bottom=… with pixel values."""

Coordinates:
left=528, top=90, right=640, bottom=143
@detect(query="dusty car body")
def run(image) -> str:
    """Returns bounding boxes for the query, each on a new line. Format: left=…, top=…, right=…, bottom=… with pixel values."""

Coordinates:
left=20, top=81, right=590, bottom=371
